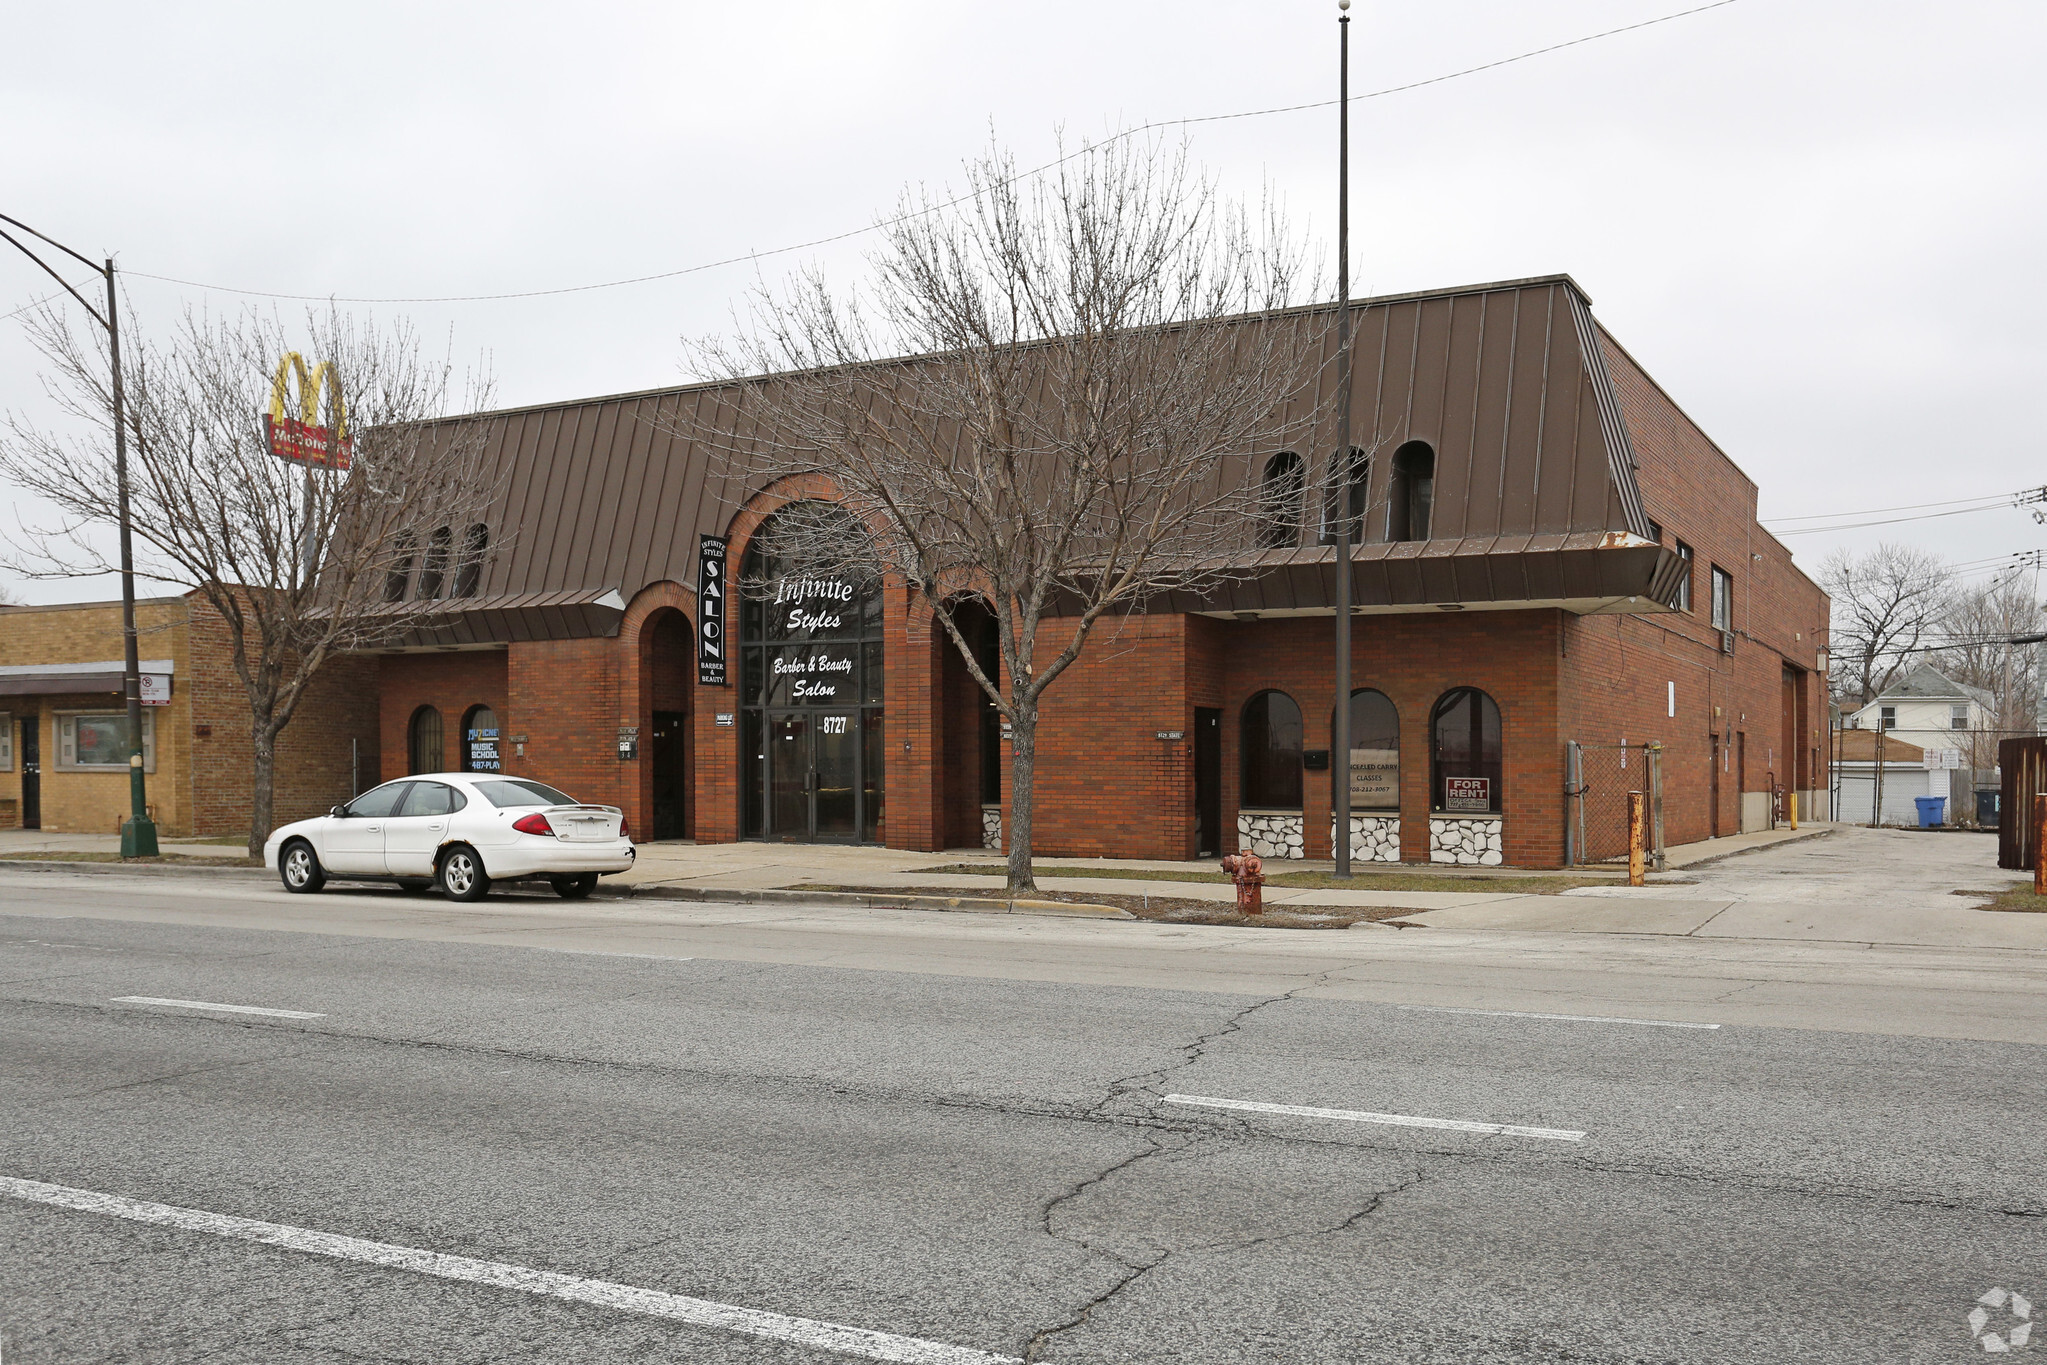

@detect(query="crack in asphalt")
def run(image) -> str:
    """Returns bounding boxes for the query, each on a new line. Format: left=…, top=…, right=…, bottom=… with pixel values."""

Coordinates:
left=1024, top=973, right=1371, bottom=1361
left=6, top=992, right=2042, bottom=1224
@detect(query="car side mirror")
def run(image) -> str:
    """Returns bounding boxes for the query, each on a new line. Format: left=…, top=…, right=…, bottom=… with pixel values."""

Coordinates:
left=330, top=805, right=348, bottom=818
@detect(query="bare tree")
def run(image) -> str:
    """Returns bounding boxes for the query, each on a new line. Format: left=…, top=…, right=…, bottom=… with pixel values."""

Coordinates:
left=0, top=303, right=498, bottom=854
left=684, top=135, right=1327, bottom=890
left=1939, top=569, right=2043, bottom=766
left=1822, top=543, right=1955, bottom=707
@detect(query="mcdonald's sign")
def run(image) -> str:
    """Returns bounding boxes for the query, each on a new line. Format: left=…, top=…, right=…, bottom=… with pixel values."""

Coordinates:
left=263, top=352, right=352, bottom=470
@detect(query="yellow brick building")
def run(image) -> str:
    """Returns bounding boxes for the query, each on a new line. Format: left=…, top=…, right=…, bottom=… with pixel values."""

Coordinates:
left=0, top=593, right=378, bottom=839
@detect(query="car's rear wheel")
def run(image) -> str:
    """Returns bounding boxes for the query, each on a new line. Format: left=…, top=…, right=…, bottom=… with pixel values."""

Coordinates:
left=437, top=845, right=490, bottom=902
left=279, top=840, right=325, bottom=894
left=550, top=873, right=599, bottom=900
left=396, top=878, right=433, bottom=894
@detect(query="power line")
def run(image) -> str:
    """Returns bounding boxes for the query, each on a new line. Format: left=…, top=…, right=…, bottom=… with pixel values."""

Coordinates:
left=1772, top=488, right=2047, bottom=536
left=1770, top=489, right=2033, bottom=523
left=103, top=0, right=1747, bottom=308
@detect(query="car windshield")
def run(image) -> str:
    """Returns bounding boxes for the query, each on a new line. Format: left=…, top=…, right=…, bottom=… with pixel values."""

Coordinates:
left=474, top=779, right=577, bottom=808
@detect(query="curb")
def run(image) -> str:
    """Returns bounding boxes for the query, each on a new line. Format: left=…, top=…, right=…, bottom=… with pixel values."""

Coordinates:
left=0, top=858, right=1132, bottom=918
left=0, top=858, right=271, bottom=879
left=1668, top=826, right=1835, bottom=870
left=597, top=882, right=1135, bottom=919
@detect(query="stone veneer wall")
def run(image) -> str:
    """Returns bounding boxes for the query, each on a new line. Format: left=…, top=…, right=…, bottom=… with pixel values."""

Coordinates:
left=1237, top=810, right=1305, bottom=859
left=1329, top=814, right=1401, bottom=863
left=982, top=805, right=1001, bottom=851
left=1430, top=815, right=1503, bottom=865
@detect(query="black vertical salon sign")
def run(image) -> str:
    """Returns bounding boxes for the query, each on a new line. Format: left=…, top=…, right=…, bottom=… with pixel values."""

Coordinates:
left=697, top=536, right=728, bottom=685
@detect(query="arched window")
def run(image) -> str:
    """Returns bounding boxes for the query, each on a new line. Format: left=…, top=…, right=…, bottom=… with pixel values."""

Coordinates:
left=1389, top=441, right=1435, bottom=542
left=1255, top=453, right=1306, bottom=550
left=416, top=525, right=453, bottom=599
left=452, top=523, right=490, bottom=598
left=1333, top=687, right=1400, bottom=810
left=1430, top=688, right=1501, bottom=813
left=1240, top=690, right=1303, bottom=808
left=408, top=705, right=444, bottom=775
left=461, top=704, right=500, bottom=772
left=1321, top=447, right=1369, bottom=544
left=738, top=501, right=886, bottom=844
left=385, top=531, right=417, bottom=603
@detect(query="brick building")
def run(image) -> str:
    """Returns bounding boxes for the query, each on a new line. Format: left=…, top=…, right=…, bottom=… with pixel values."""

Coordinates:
left=5, top=275, right=1828, bottom=866
left=0, top=593, right=378, bottom=838
left=337, top=274, right=1826, bottom=869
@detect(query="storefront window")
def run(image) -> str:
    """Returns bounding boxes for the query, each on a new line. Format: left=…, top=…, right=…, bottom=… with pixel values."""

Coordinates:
left=462, top=705, right=501, bottom=772
left=1334, top=688, right=1399, bottom=810
left=56, top=711, right=154, bottom=772
left=1431, top=688, right=1502, bottom=813
left=1240, top=690, right=1303, bottom=808
left=739, top=502, right=886, bottom=842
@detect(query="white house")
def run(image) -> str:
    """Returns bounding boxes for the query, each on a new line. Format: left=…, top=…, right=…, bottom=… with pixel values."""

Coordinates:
left=1842, top=664, right=1993, bottom=818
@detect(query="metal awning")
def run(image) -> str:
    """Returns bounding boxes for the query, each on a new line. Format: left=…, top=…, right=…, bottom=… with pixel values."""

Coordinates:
left=360, top=589, right=630, bottom=648
left=0, top=659, right=175, bottom=697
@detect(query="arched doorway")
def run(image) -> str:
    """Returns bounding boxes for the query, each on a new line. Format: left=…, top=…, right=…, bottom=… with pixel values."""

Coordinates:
left=739, top=503, right=885, bottom=843
left=938, top=596, right=1000, bottom=849
left=408, top=706, right=443, bottom=775
left=644, top=609, right=693, bottom=840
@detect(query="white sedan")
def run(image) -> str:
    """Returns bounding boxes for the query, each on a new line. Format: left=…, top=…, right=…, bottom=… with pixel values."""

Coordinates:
left=264, top=773, right=635, bottom=902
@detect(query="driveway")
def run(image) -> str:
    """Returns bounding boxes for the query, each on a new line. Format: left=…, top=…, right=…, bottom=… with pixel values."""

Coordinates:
left=1401, top=825, right=2041, bottom=949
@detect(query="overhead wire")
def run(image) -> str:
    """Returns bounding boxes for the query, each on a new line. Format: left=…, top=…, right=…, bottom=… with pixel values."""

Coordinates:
left=1769, top=490, right=2047, bottom=536
left=99, top=0, right=1747, bottom=307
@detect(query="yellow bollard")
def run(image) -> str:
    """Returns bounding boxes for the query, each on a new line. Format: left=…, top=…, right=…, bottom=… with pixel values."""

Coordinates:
left=1628, top=791, right=1646, bottom=887
left=1788, top=791, right=1798, bottom=831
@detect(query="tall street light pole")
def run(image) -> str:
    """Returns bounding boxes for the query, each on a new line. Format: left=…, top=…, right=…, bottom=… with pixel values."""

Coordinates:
left=0, top=213, right=158, bottom=856
left=1331, top=0, right=1355, bottom=877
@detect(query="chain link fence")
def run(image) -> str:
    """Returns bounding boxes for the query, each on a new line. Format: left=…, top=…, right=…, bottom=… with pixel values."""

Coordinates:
left=1566, top=742, right=1665, bottom=867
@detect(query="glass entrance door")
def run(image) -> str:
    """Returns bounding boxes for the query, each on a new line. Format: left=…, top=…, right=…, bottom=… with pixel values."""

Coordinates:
left=813, top=710, right=858, bottom=838
left=769, top=713, right=811, bottom=840
left=764, top=710, right=863, bottom=841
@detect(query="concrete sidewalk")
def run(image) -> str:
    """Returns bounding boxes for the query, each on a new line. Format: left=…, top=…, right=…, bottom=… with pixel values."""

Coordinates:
left=12, top=819, right=2034, bottom=953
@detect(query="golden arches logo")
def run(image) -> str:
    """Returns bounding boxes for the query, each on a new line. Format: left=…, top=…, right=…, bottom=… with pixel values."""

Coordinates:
left=262, top=352, right=352, bottom=469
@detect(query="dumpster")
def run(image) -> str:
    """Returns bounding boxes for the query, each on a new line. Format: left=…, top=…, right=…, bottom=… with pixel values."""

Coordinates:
left=1914, top=795, right=1947, bottom=828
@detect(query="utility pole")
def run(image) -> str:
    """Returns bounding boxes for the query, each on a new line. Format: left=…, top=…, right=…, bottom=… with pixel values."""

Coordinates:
left=0, top=214, right=156, bottom=856
left=1331, top=0, right=1355, bottom=877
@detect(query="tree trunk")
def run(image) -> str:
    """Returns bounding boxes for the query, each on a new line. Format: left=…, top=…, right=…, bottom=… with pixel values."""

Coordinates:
left=248, top=719, right=278, bottom=859
left=1006, top=701, right=1037, bottom=893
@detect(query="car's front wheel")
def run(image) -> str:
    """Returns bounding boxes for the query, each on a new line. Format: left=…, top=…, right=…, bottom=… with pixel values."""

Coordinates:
left=550, top=873, right=599, bottom=900
left=279, top=840, right=326, bottom=894
left=437, top=846, right=490, bottom=902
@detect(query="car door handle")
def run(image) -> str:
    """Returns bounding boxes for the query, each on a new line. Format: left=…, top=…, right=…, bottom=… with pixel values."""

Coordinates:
left=365, top=823, right=382, bottom=832
left=427, top=822, right=445, bottom=832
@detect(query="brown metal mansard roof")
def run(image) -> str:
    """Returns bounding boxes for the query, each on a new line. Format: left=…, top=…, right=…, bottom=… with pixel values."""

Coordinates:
left=423, top=274, right=1695, bottom=634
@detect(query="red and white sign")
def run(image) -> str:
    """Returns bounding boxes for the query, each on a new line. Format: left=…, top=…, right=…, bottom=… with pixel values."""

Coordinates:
left=1444, top=776, right=1492, bottom=812
left=139, top=673, right=171, bottom=706
left=263, top=352, right=352, bottom=470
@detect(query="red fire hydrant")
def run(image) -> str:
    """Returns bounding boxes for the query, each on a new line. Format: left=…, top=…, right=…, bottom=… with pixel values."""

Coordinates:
left=1220, top=851, right=1265, bottom=915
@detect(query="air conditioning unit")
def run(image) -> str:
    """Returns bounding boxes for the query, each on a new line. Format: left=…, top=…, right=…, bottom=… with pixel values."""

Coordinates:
left=1720, top=629, right=1736, bottom=655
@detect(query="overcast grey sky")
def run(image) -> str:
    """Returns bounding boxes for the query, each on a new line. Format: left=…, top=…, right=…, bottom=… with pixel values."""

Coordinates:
left=3, top=0, right=2041, bottom=605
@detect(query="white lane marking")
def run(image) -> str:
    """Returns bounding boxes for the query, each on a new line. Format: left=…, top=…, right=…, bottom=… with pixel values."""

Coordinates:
left=0, top=1176, right=1019, bottom=1365
left=110, top=997, right=325, bottom=1020
left=1398, top=1004, right=1721, bottom=1030
left=530, top=948, right=698, bottom=962
left=1162, top=1094, right=1585, bottom=1143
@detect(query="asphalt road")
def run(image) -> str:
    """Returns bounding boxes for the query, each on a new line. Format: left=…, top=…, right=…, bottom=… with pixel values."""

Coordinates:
left=1, top=867, right=2042, bottom=1363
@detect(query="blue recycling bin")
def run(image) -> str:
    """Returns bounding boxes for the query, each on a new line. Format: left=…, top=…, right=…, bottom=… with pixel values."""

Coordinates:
left=1914, top=796, right=1946, bottom=828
